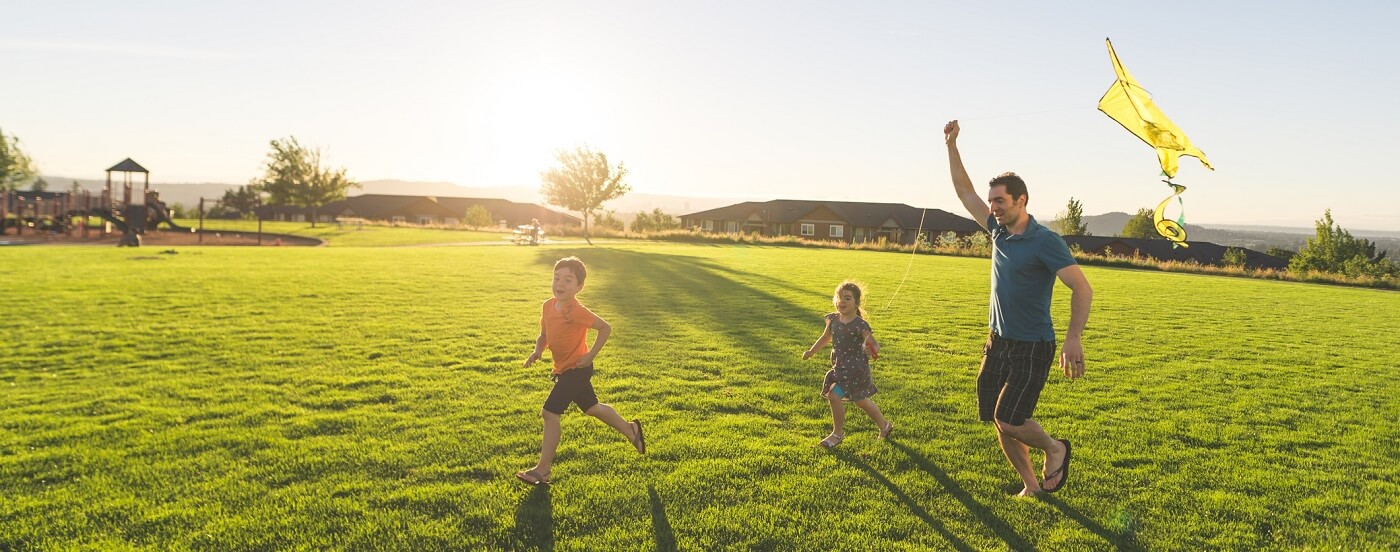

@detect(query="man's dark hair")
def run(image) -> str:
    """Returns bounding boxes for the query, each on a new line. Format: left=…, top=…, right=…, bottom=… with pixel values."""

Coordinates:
left=989, top=172, right=1028, bottom=204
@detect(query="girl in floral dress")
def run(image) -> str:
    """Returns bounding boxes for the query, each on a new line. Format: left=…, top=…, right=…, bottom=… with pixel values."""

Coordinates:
left=802, top=281, right=893, bottom=448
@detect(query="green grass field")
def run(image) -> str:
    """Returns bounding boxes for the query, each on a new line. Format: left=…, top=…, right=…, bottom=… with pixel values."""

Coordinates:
left=2, top=242, right=1397, bottom=550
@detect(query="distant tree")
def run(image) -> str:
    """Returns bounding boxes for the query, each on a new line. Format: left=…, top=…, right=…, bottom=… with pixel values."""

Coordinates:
left=168, top=202, right=189, bottom=219
left=1120, top=208, right=1160, bottom=239
left=0, top=128, right=37, bottom=194
left=1222, top=247, right=1248, bottom=268
left=256, top=137, right=358, bottom=227
left=68, top=180, right=82, bottom=198
left=212, top=184, right=261, bottom=219
left=1053, top=197, right=1090, bottom=236
left=630, top=208, right=680, bottom=233
left=595, top=210, right=625, bottom=232
left=1289, top=209, right=1392, bottom=277
left=1265, top=247, right=1296, bottom=262
left=540, top=146, right=629, bottom=245
left=464, top=204, right=493, bottom=228
left=29, top=177, right=48, bottom=193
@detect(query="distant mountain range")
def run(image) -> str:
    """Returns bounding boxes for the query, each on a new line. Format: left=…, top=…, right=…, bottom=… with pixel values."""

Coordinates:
left=1059, top=212, right=1397, bottom=257
left=33, top=175, right=1396, bottom=256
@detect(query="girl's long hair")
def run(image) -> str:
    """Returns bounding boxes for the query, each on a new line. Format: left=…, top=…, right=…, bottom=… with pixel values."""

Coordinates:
left=833, top=280, right=867, bottom=319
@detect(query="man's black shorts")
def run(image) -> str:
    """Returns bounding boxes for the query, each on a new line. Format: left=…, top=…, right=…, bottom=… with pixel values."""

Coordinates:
left=543, top=364, right=599, bottom=415
left=977, top=333, right=1056, bottom=426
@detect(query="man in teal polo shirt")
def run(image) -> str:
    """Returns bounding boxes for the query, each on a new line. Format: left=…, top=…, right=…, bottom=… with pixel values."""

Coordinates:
left=944, top=120, right=1094, bottom=497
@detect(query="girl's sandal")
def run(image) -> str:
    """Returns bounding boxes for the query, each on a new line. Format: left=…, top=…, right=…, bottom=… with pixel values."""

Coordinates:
left=630, top=419, right=646, bottom=454
left=879, top=422, right=894, bottom=440
left=515, top=469, right=551, bottom=486
left=819, top=432, right=845, bottom=449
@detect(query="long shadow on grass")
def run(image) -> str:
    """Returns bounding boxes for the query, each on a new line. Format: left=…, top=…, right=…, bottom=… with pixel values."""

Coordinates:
left=512, top=485, right=553, bottom=551
left=1039, top=495, right=1144, bottom=551
left=534, top=248, right=818, bottom=392
left=648, top=485, right=678, bottom=552
left=889, top=441, right=1034, bottom=551
left=700, top=251, right=824, bottom=297
left=833, top=449, right=975, bottom=551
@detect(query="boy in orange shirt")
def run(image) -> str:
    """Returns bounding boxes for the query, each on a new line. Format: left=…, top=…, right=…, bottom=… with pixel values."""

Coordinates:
left=516, top=256, right=645, bottom=486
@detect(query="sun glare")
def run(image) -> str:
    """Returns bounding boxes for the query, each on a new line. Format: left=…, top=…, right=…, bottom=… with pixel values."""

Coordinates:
left=473, top=64, right=614, bottom=186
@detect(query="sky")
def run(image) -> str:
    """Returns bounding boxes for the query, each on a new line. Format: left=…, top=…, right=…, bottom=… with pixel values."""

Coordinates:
left=5, top=1, right=1399, bottom=231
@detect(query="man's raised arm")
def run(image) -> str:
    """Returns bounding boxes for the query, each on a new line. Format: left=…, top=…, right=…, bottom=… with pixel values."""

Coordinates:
left=945, top=120, right=989, bottom=230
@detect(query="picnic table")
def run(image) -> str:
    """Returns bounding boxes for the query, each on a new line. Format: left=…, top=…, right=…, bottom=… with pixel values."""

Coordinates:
left=508, top=224, right=544, bottom=245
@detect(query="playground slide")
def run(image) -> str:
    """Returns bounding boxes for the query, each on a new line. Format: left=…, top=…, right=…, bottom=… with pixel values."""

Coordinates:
left=88, top=208, right=131, bottom=234
left=148, top=199, right=187, bottom=231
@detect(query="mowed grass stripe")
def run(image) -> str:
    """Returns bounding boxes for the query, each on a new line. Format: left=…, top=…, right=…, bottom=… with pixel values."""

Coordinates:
left=0, top=244, right=1395, bottom=550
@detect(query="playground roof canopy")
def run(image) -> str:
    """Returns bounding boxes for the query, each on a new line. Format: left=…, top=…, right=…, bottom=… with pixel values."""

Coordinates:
left=107, top=158, right=149, bottom=173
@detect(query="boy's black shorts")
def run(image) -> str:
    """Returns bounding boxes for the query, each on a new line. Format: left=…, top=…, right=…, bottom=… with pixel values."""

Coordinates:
left=543, top=364, right=599, bottom=415
left=977, top=332, right=1056, bottom=426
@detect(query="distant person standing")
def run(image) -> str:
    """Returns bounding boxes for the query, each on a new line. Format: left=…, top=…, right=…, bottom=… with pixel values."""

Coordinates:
left=944, top=120, right=1093, bottom=496
left=516, top=256, right=644, bottom=486
left=530, top=218, right=541, bottom=245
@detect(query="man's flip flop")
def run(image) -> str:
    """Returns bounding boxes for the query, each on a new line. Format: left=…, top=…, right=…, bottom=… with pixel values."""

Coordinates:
left=632, top=419, right=646, bottom=455
left=515, top=469, right=550, bottom=486
left=1043, top=439, right=1072, bottom=493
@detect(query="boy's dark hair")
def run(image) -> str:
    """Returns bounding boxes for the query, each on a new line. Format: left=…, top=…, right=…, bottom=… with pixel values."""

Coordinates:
left=988, top=172, right=1028, bottom=204
left=554, top=256, right=587, bottom=284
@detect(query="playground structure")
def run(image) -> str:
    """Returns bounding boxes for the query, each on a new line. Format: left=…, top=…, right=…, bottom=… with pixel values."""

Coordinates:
left=1, top=158, right=187, bottom=246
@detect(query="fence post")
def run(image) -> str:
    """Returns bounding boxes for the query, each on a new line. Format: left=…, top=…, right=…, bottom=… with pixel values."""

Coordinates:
left=82, top=191, right=90, bottom=239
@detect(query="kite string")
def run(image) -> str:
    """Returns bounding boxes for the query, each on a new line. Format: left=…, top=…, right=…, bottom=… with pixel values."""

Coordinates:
left=877, top=104, right=1084, bottom=311
left=960, top=106, right=1087, bottom=122
left=883, top=207, right=929, bottom=311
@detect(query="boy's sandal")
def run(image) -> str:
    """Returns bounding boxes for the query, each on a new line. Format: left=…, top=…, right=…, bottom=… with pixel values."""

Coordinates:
left=515, top=469, right=551, bottom=486
left=879, top=422, right=894, bottom=440
left=819, top=432, right=845, bottom=449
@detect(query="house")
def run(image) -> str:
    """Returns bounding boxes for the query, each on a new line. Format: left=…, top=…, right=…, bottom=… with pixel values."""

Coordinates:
left=679, top=199, right=982, bottom=245
left=256, top=195, right=581, bottom=228
left=1061, top=235, right=1289, bottom=270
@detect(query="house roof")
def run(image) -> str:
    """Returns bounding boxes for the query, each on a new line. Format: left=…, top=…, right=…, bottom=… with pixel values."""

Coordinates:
left=430, top=196, right=581, bottom=225
left=682, top=199, right=982, bottom=232
left=264, top=194, right=582, bottom=225
left=331, top=195, right=456, bottom=219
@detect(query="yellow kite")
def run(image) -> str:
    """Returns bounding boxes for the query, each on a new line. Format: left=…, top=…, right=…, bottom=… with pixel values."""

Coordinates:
left=1097, top=38, right=1212, bottom=178
left=1098, top=38, right=1212, bottom=247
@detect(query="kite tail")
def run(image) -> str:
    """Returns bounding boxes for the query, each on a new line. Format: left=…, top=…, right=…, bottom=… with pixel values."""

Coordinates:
left=1153, top=180, right=1189, bottom=248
